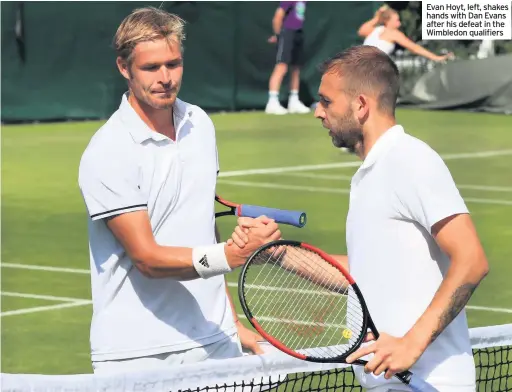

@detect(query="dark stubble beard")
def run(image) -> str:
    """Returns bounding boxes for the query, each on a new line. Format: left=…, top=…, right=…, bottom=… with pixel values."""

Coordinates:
left=330, top=110, right=364, bottom=154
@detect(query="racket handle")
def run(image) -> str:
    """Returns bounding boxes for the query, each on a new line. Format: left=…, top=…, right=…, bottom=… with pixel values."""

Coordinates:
left=237, top=205, right=307, bottom=228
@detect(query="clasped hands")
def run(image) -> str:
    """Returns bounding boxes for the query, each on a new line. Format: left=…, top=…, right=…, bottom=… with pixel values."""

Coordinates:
left=223, top=216, right=280, bottom=269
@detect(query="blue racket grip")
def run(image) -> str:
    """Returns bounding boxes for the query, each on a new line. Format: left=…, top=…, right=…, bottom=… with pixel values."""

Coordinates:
left=237, top=204, right=307, bottom=228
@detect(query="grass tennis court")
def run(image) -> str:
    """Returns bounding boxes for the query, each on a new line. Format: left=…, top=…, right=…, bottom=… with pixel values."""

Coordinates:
left=2, top=108, right=512, bottom=375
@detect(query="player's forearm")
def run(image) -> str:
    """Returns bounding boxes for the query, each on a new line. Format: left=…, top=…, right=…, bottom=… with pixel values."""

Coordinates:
left=132, top=244, right=199, bottom=280
left=357, top=16, right=379, bottom=37
left=132, top=242, right=245, bottom=280
left=405, top=253, right=488, bottom=351
left=280, top=252, right=349, bottom=291
left=272, top=16, right=283, bottom=35
left=408, top=42, right=441, bottom=61
left=332, top=254, right=349, bottom=272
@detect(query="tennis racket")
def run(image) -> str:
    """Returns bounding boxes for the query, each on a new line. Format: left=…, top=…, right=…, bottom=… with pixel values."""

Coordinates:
left=238, top=240, right=438, bottom=392
left=215, top=195, right=307, bottom=228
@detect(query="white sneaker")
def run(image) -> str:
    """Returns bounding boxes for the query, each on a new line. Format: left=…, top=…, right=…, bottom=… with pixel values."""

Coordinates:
left=288, top=100, right=311, bottom=114
left=265, top=100, right=288, bottom=115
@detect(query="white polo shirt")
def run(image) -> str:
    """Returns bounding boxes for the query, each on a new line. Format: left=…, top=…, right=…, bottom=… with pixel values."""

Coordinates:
left=78, top=93, right=236, bottom=362
left=346, top=125, right=475, bottom=390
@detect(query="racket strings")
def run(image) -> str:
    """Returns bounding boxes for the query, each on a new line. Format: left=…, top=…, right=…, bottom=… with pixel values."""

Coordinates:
left=282, top=249, right=364, bottom=357
left=248, top=247, right=344, bottom=335
left=248, top=246, right=347, bottom=321
left=243, top=244, right=365, bottom=359
left=278, top=248, right=351, bottom=353
left=246, top=247, right=325, bottom=338
left=245, top=247, right=289, bottom=313
left=249, top=248, right=322, bottom=340
left=257, top=251, right=359, bottom=358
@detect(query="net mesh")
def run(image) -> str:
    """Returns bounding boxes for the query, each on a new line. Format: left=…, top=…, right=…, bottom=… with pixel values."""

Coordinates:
left=2, top=324, right=511, bottom=392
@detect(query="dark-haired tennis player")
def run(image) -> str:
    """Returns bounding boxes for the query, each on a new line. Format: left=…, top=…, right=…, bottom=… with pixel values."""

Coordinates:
left=235, top=45, right=488, bottom=391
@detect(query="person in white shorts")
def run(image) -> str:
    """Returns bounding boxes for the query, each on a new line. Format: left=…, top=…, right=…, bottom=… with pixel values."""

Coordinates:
left=358, top=5, right=452, bottom=62
left=78, top=7, right=281, bottom=374
left=232, top=45, right=489, bottom=391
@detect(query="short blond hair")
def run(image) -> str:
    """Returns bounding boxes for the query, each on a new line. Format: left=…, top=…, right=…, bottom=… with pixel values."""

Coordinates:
left=114, top=7, right=186, bottom=64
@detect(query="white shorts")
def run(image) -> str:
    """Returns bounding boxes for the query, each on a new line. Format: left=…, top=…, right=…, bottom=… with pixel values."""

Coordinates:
left=92, top=332, right=243, bottom=374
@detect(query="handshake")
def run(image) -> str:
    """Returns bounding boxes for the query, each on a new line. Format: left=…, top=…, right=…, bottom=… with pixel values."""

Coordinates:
left=224, top=216, right=281, bottom=269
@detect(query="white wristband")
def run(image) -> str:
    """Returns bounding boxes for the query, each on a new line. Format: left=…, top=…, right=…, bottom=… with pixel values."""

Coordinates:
left=192, top=243, right=232, bottom=279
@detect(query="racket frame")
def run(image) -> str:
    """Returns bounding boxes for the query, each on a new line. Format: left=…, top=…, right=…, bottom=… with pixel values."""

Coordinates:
left=215, top=194, right=240, bottom=218
left=238, top=239, right=414, bottom=385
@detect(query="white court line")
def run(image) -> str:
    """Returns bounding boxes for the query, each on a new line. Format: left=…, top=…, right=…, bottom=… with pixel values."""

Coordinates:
left=219, top=149, right=512, bottom=178
left=277, top=173, right=512, bottom=193
left=218, top=180, right=350, bottom=195
left=1, top=291, right=93, bottom=317
left=464, top=305, right=512, bottom=314
left=458, top=185, right=512, bottom=192
left=463, top=198, right=512, bottom=206
left=272, top=173, right=354, bottom=181
left=219, top=162, right=360, bottom=178
left=1, top=300, right=91, bottom=317
left=1, top=291, right=85, bottom=302
left=1, top=263, right=90, bottom=274
left=218, top=180, right=512, bottom=206
left=0, top=263, right=89, bottom=274
left=441, top=150, right=512, bottom=159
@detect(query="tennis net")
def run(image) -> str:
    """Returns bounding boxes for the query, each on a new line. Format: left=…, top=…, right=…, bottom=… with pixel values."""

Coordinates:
left=2, top=324, right=511, bottom=392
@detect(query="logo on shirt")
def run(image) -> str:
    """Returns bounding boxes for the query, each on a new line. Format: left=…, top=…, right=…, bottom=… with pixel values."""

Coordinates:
left=199, top=255, right=209, bottom=268
left=295, top=2, right=306, bottom=21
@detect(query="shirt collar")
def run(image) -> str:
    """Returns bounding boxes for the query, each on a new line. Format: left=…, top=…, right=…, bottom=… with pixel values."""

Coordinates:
left=118, top=92, right=191, bottom=144
left=359, top=124, right=405, bottom=170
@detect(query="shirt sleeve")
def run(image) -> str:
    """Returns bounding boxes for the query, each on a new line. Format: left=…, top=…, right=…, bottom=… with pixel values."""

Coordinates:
left=396, top=149, right=469, bottom=234
left=78, top=155, right=147, bottom=221
left=279, top=2, right=293, bottom=12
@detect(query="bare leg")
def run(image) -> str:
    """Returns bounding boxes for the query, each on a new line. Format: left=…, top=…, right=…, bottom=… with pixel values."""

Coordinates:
left=290, top=66, right=300, bottom=92
left=269, top=63, right=288, bottom=92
